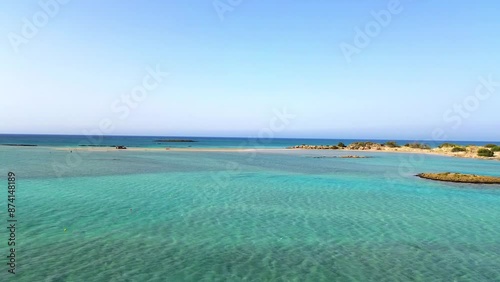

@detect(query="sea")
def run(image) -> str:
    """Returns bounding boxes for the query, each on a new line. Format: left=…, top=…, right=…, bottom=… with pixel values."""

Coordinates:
left=0, top=134, right=497, bottom=149
left=1, top=134, right=499, bottom=281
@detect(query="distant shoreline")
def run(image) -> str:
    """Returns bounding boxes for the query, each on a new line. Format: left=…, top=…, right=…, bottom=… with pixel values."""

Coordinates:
left=1, top=145, right=496, bottom=161
left=287, top=142, right=500, bottom=160
left=2, top=140, right=499, bottom=161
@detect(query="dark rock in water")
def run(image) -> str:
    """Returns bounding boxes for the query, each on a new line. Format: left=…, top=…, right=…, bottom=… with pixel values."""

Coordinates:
left=340, top=155, right=372, bottom=159
left=1, top=144, right=37, bottom=147
left=310, top=156, right=337, bottom=159
left=417, top=172, right=500, bottom=185
left=115, top=146, right=127, bottom=150
left=78, top=144, right=115, bottom=147
left=309, top=155, right=372, bottom=159
left=154, top=139, right=197, bottom=143
left=288, top=144, right=339, bottom=150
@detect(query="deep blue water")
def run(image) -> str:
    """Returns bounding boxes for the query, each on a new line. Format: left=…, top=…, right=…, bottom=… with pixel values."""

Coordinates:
left=0, top=134, right=497, bottom=149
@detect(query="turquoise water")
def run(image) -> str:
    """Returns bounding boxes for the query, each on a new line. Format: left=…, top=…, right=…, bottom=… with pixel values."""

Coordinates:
left=1, top=134, right=496, bottom=149
left=1, top=143, right=500, bottom=280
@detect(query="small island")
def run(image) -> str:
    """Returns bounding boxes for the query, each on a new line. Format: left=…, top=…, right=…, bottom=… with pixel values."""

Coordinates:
left=78, top=144, right=116, bottom=147
left=1, top=144, right=38, bottom=147
left=154, top=139, right=197, bottom=143
left=287, top=142, right=500, bottom=160
left=417, top=172, right=500, bottom=184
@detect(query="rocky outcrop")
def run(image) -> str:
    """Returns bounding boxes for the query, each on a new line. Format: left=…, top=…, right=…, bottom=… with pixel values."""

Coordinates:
left=346, top=142, right=384, bottom=150
left=288, top=142, right=384, bottom=150
left=286, top=141, right=499, bottom=160
left=417, top=172, right=500, bottom=184
left=1, top=144, right=37, bottom=147
left=288, top=145, right=339, bottom=150
left=310, top=155, right=372, bottom=159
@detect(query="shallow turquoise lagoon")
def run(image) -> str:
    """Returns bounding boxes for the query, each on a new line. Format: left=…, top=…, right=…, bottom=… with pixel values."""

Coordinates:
left=1, top=147, right=500, bottom=281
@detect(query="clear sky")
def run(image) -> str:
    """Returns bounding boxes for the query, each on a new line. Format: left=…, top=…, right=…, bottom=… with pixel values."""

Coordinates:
left=1, top=0, right=499, bottom=141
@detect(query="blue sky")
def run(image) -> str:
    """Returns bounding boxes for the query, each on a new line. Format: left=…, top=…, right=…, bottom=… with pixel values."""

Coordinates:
left=1, top=0, right=499, bottom=141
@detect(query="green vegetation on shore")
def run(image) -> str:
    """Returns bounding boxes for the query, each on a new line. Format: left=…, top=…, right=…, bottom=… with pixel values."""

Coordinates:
left=384, top=141, right=399, bottom=148
left=403, top=143, right=431, bottom=149
left=478, top=148, right=495, bottom=157
left=348, top=142, right=378, bottom=150
left=287, top=141, right=499, bottom=159
left=484, top=144, right=500, bottom=152
left=439, top=143, right=459, bottom=148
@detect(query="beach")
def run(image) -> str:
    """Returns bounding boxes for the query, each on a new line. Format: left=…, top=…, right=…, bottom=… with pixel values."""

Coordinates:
left=48, top=144, right=500, bottom=161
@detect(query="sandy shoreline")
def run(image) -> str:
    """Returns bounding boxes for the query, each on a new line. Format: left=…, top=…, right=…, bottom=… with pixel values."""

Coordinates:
left=289, top=147, right=500, bottom=160
left=4, top=145, right=487, bottom=160
left=287, top=142, right=500, bottom=161
left=50, top=147, right=288, bottom=153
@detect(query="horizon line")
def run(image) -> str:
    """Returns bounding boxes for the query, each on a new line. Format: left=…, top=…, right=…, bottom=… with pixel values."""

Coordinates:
left=0, top=133, right=499, bottom=143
